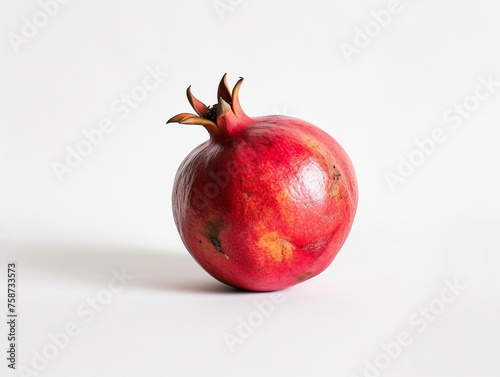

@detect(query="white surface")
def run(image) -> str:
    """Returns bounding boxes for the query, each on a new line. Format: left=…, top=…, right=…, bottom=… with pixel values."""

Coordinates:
left=1, top=0, right=499, bottom=376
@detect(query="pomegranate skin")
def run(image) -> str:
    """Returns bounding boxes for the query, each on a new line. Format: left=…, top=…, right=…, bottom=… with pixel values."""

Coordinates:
left=168, top=76, right=358, bottom=291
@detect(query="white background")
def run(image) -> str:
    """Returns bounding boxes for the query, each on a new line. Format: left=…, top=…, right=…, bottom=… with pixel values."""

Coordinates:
left=1, top=0, right=499, bottom=376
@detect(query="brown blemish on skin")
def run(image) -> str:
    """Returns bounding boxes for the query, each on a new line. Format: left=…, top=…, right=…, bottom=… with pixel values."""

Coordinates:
left=331, top=165, right=341, bottom=180
left=302, top=234, right=334, bottom=256
left=200, top=221, right=229, bottom=259
left=329, top=165, right=342, bottom=197
left=206, top=221, right=225, bottom=237
left=296, top=272, right=313, bottom=282
left=209, top=235, right=228, bottom=259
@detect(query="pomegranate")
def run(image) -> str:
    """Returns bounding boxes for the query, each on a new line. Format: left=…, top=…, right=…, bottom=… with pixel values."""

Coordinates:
left=167, top=75, right=358, bottom=291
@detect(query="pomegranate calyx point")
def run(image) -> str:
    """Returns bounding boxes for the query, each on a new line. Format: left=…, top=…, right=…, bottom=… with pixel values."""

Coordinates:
left=167, top=74, right=249, bottom=138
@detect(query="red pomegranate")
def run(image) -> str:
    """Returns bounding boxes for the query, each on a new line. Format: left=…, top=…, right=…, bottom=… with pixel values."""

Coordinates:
left=167, top=75, right=358, bottom=291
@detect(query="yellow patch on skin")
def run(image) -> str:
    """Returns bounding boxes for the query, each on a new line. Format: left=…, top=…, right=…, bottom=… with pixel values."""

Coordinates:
left=302, top=136, right=330, bottom=164
left=276, top=191, right=295, bottom=224
left=257, top=231, right=294, bottom=263
left=275, top=191, right=288, bottom=205
left=303, top=136, right=321, bottom=153
left=329, top=183, right=340, bottom=197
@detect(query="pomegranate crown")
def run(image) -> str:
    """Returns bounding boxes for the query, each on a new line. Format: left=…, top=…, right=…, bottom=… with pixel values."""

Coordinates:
left=167, top=74, right=248, bottom=138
